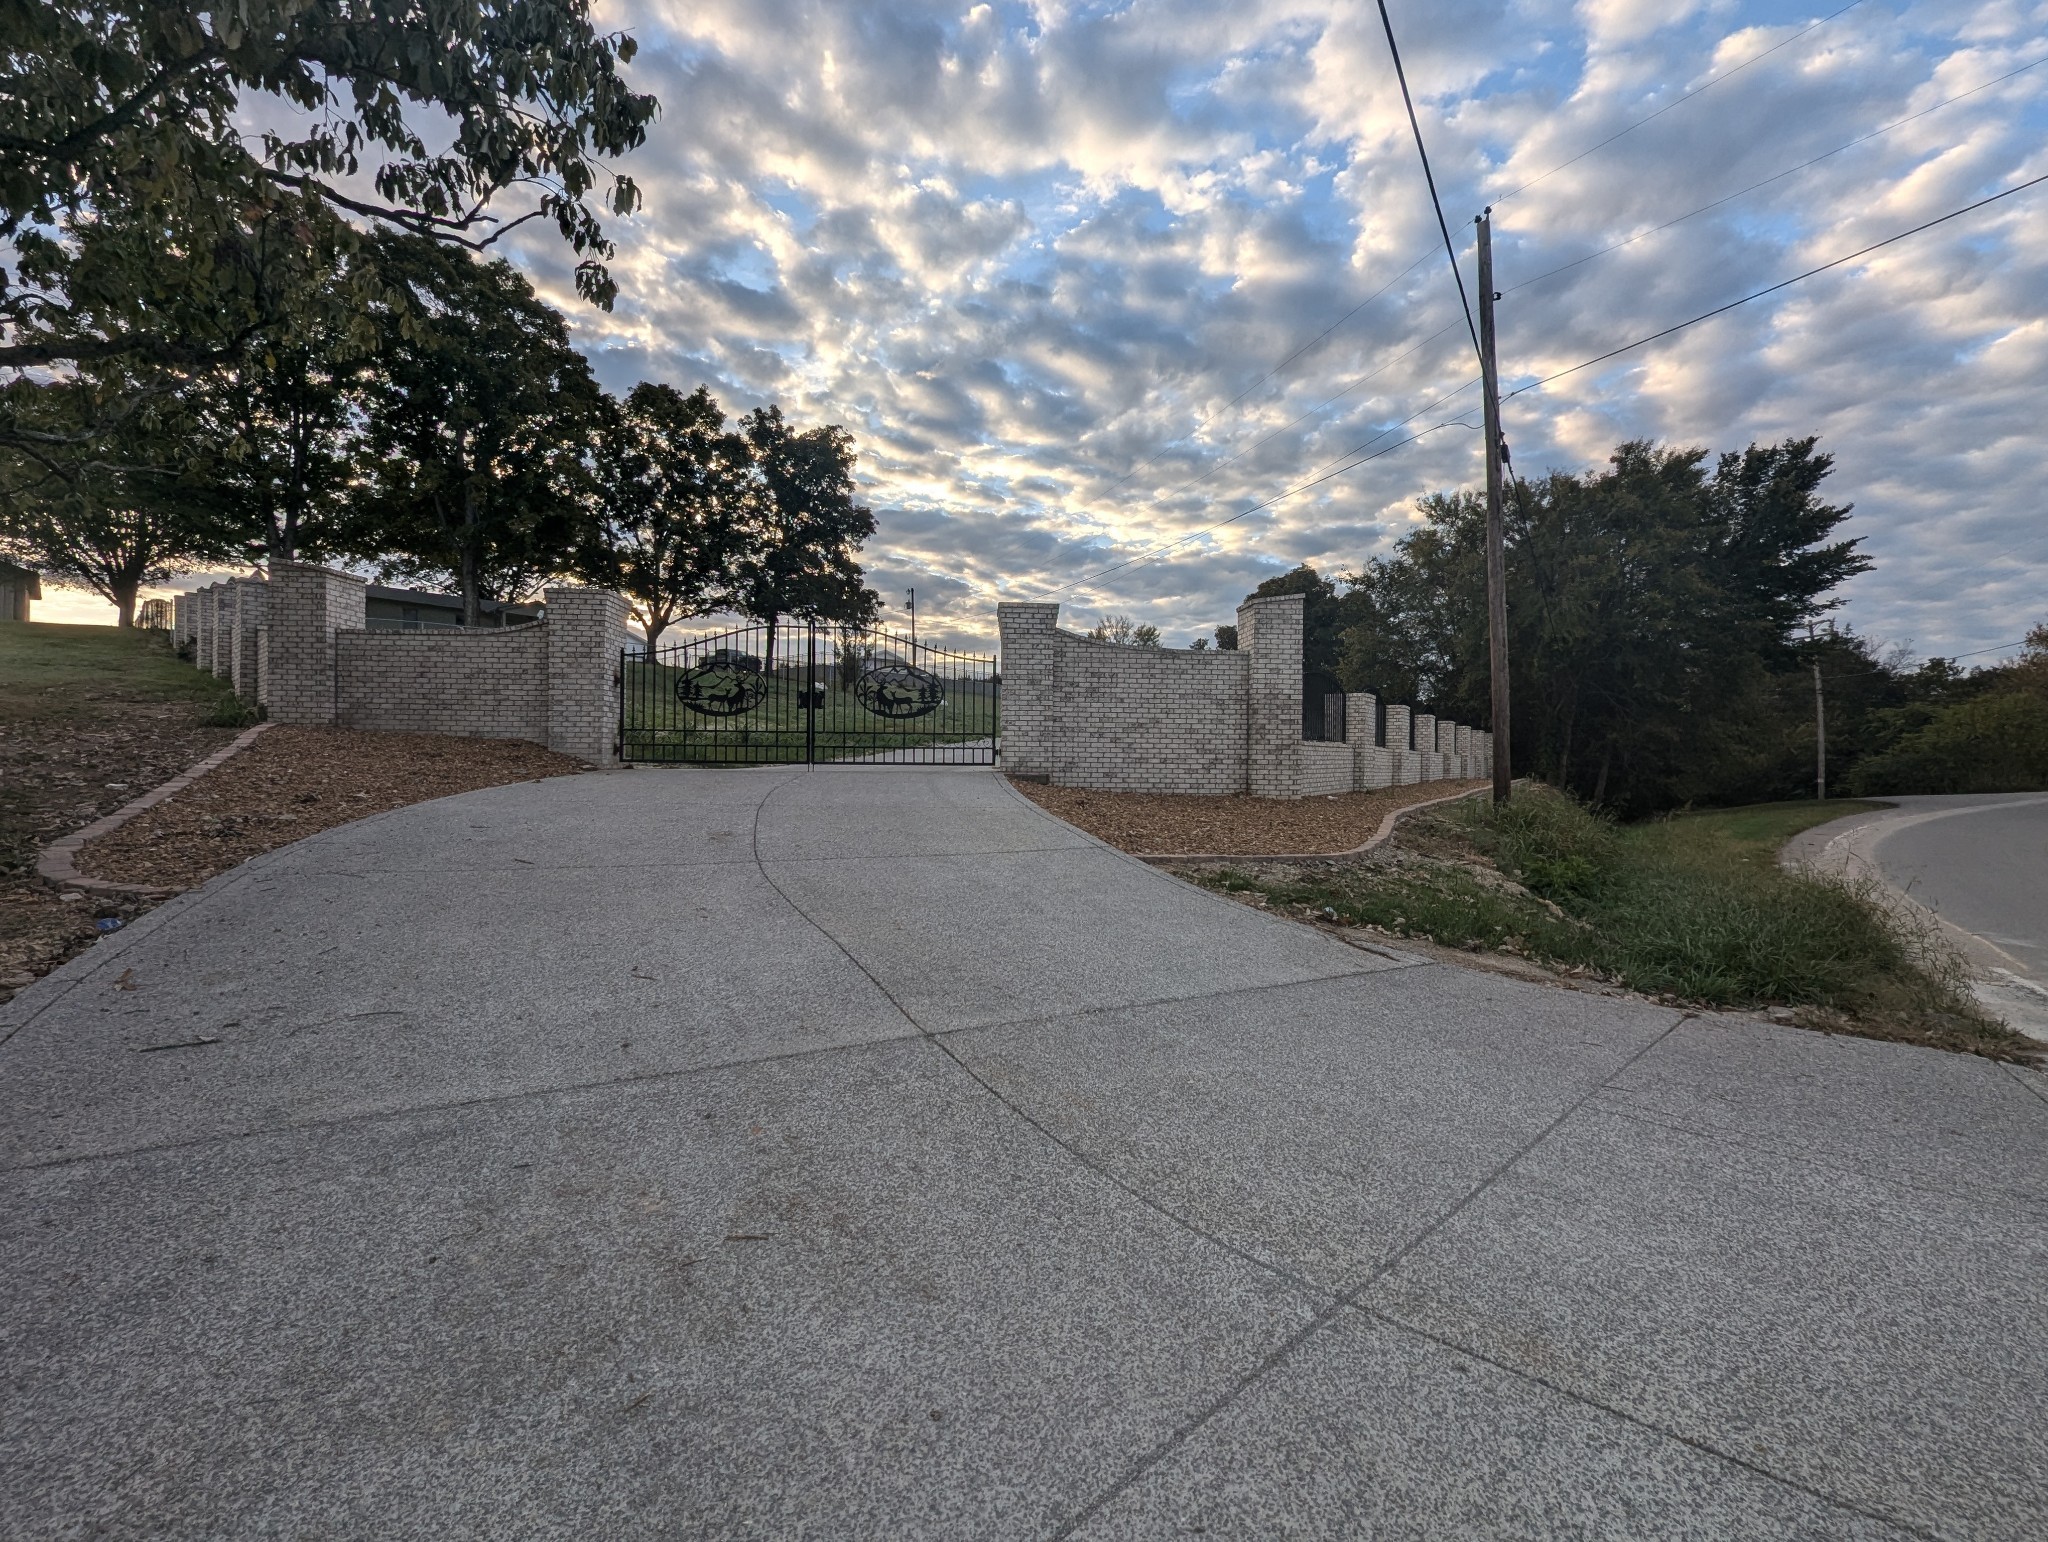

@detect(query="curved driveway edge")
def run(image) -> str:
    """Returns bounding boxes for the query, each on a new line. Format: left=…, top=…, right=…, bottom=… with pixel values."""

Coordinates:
left=4, top=767, right=2046, bottom=1539
left=1786, top=792, right=2048, bottom=1041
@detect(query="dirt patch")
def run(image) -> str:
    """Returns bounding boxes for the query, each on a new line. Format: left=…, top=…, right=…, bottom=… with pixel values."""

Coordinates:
left=1006, top=777, right=1489, bottom=855
left=75, top=727, right=586, bottom=891
left=1, top=625, right=252, bottom=1003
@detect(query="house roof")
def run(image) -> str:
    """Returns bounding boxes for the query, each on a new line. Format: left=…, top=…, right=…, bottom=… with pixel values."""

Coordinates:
left=0, top=560, right=41, bottom=599
left=364, top=585, right=542, bottom=615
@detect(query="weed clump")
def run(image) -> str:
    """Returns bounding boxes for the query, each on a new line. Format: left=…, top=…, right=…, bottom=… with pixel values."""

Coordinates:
left=1199, top=786, right=2033, bottom=1062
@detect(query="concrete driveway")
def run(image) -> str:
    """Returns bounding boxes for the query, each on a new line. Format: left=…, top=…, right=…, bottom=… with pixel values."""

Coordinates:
left=4, top=768, right=2045, bottom=1540
left=1786, top=793, right=2048, bottom=1040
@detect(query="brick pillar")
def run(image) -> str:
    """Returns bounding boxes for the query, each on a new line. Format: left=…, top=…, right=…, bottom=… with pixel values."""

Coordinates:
left=544, top=585, right=629, bottom=766
left=1385, top=704, right=1419, bottom=784
left=194, top=586, right=215, bottom=674
left=263, top=562, right=367, bottom=725
left=1239, top=593, right=1303, bottom=799
left=231, top=579, right=267, bottom=702
left=996, top=602, right=1060, bottom=780
left=1345, top=691, right=1393, bottom=789
left=1453, top=723, right=1472, bottom=777
left=173, top=593, right=190, bottom=657
left=210, top=584, right=237, bottom=679
left=1413, top=713, right=1439, bottom=781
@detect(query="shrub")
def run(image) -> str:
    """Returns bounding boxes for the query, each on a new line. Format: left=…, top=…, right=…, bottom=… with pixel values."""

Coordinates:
left=1847, top=690, right=2048, bottom=795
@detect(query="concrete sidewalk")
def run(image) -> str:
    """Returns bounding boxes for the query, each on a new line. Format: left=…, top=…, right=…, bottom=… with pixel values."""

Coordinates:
left=3, top=767, right=2045, bottom=1539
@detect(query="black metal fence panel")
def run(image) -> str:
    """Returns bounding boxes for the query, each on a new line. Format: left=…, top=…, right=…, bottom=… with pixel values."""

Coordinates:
left=1303, top=667, right=1344, bottom=741
left=620, top=621, right=999, bottom=766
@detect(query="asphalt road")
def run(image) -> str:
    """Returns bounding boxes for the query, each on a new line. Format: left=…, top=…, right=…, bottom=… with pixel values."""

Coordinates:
left=1869, top=796, right=2048, bottom=984
left=5, top=767, right=2046, bottom=1539
left=1785, top=792, right=2048, bottom=1035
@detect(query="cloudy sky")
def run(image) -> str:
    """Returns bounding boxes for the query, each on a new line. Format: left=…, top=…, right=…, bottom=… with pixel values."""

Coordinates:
left=58, top=0, right=2048, bottom=661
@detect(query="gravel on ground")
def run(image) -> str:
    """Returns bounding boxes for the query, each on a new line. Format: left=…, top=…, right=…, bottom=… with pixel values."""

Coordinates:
left=1005, top=776, right=1489, bottom=855
left=75, top=727, right=586, bottom=891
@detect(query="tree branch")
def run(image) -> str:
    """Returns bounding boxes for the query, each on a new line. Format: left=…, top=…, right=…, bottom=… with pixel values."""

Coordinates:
left=0, top=43, right=226, bottom=162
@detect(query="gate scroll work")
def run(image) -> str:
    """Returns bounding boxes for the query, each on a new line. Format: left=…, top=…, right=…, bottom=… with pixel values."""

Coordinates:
left=619, top=621, right=998, bottom=766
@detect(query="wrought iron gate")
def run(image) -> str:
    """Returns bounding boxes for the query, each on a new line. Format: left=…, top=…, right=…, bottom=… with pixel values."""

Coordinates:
left=619, top=621, right=998, bottom=766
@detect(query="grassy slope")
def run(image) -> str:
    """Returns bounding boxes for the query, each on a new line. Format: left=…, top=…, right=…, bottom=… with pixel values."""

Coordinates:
left=0, top=622, right=239, bottom=723
left=1199, top=787, right=2033, bottom=1062
left=2, top=624, right=254, bottom=998
left=1665, top=799, right=1892, bottom=853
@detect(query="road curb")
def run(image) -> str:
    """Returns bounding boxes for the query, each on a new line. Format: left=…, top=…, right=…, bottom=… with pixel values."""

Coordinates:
left=35, top=722, right=274, bottom=898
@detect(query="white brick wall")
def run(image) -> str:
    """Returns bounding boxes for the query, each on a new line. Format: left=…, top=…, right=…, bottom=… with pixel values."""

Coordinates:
left=993, top=596, right=1493, bottom=799
left=337, top=625, right=549, bottom=741
left=997, top=602, right=1252, bottom=793
left=1300, top=742, right=1355, bottom=797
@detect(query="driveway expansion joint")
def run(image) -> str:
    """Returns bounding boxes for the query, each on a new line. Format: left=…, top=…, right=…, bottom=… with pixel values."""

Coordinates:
left=747, top=772, right=1335, bottom=1306
left=1044, top=1009, right=1695, bottom=1537
left=1349, top=1305, right=1935, bottom=1541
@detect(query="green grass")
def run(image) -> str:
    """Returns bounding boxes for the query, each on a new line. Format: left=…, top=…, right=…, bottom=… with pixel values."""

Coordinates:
left=1198, top=785, right=2033, bottom=1061
left=620, top=660, right=996, bottom=763
left=0, top=622, right=241, bottom=721
left=1663, top=799, right=1892, bottom=856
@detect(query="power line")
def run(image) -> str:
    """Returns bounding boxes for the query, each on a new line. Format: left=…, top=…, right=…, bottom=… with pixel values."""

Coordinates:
left=1819, top=637, right=2035, bottom=681
left=1504, top=171, right=2048, bottom=400
left=1079, top=0, right=1875, bottom=507
left=1492, top=0, right=1869, bottom=204
left=1504, top=51, right=2048, bottom=297
left=1103, top=54, right=2048, bottom=544
left=1376, top=0, right=1480, bottom=361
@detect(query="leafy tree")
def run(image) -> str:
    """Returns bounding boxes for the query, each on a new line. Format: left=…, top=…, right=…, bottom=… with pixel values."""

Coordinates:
left=1334, top=438, right=1868, bottom=813
left=731, top=406, right=880, bottom=668
left=1849, top=625, right=2048, bottom=795
left=2, top=0, right=657, bottom=376
left=1248, top=565, right=1346, bottom=675
left=1213, top=624, right=1239, bottom=651
left=578, top=384, right=752, bottom=650
left=1086, top=615, right=1161, bottom=646
left=0, top=374, right=242, bottom=624
left=177, top=257, right=370, bottom=563
left=348, top=236, right=604, bottom=623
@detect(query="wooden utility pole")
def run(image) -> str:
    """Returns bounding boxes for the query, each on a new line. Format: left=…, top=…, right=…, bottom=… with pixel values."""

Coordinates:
left=1813, top=660, right=1827, bottom=801
left=1476, top=210, right=1511, bottom=805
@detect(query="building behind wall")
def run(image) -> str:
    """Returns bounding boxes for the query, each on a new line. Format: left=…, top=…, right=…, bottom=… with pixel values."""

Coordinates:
left=0, top=561, right=40, bottom=622
left=364, top=585, right=545, bottom=631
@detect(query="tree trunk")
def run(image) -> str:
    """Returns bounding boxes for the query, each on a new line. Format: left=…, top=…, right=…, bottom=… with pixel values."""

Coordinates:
left=764, top=612, right=778, bottom=677
left=460, top=481, right=483, bottom=627
left=112, top=581, right=138, bottom=628
left=1592, top=739, right=1614, bottom=806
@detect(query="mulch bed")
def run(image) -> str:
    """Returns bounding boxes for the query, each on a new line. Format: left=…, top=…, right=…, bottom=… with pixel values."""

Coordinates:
left=1006, top=777, right=1489, bottom=855
left=2, top=706, right=243, bottom=1001
left=75, top=727, right=586, bottom=892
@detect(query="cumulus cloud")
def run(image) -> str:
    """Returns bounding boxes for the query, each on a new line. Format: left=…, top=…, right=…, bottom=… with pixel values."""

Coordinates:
left=493, top=0, right=2048, bottom=658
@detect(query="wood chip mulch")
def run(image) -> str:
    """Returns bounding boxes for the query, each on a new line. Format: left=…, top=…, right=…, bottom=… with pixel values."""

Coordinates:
left=75, top=726, right=586, bottom=891
left=1006, top=776, right=1490, bottom=855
